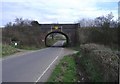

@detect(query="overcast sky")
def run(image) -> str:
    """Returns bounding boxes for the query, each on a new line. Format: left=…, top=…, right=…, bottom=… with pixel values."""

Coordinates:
left=1, top=0, right=119, bottom=27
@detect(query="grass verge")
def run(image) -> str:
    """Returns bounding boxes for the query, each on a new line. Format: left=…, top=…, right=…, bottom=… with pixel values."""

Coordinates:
left=2, top=44, right=19, bottom=57
left=2, top=44, right=45, bottom=57
left=47, top=50, right=101, bottom=82
left=47, top=55, right=77, bottom=82
left=18, top=45, right=44, bottom=50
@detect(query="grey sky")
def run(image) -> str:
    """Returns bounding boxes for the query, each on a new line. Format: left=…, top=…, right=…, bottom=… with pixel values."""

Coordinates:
left=1, top=0, right=119, bottom=27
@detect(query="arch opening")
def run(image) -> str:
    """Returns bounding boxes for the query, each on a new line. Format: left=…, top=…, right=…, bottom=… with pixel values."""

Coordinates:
left=45, top=31, right=69, bottom=47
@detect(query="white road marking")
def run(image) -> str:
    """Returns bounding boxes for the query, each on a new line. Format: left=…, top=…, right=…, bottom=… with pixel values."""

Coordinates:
left=35, top=48, right=63, bottom=83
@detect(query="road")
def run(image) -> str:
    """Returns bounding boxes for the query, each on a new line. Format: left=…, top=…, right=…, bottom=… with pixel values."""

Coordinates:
left=2, top=41, right=77, bottom=82
left=53, top=40, right=66, bottom=47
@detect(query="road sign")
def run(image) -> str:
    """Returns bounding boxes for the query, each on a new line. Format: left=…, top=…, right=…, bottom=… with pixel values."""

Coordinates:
left=51, top=26, right=62, bottom=32
left=54, top=26, right=58, bottom=30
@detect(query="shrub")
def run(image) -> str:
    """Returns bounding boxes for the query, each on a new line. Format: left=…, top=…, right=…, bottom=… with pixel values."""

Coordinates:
left=78, top=28, right=119, bottom=48
left=80, top=43, right=119, bottom=82
left=2, top=26, right=45, bottom=48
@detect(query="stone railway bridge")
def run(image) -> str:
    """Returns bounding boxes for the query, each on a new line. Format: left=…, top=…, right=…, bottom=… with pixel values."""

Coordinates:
left=39, top=24, right=79, bottom=46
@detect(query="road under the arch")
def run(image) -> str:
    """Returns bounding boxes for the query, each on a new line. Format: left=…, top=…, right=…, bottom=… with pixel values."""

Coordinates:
left=45, top=31, right=69, bottom=47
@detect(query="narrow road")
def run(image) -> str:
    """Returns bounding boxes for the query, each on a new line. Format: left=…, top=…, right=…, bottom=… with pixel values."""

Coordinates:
left=53, top=40, right=65, bottom=47
left=2, top=41, right=77, bottom=82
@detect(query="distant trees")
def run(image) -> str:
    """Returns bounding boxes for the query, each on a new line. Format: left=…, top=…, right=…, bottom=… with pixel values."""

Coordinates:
left=5, top=22, right=13, bottom=28
left=5, top=18, right=41, bottom=28
left=5, top=18, right=32, bottom=28
left=78, top=18, right=95, bottom=27
left=14, top=18, right=32, bottom=26
left=94, top=12, right=114, bottom=28
left=78, top=12, right=118, bottom=28
left=77, top=13, right=119, bottom=48
left=3, top=18, right=44, bottom=48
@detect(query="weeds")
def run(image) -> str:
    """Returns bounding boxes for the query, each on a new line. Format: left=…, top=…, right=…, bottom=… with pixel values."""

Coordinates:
left=47, top=55, right=77, bottom=82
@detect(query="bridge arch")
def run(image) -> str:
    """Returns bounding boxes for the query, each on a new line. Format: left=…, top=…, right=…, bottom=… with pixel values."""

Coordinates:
left=45, top=31, right=69, bottom=47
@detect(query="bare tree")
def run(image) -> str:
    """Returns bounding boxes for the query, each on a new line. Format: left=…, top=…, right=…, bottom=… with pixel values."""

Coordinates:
left=94, top=12, right=114, bottom=28
left=78, top=18, right=95, bottom=27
